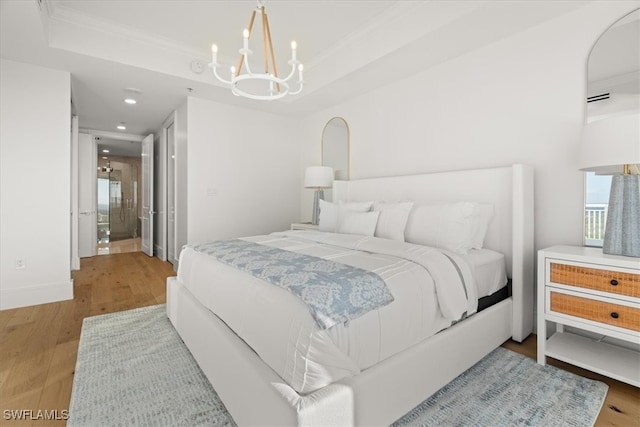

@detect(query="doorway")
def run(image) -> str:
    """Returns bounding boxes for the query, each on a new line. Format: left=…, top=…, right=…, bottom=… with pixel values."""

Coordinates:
left=96, top=156, right=141, bottom=254
left=76, top=132, right=155, bottom=258
left=95, top=137, right=142, bottom=255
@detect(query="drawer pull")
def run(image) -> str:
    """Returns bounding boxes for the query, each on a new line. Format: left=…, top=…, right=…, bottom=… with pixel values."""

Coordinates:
left=610, top=312, right=619, bottom=319
left=610, top=279, right=619, bottom=286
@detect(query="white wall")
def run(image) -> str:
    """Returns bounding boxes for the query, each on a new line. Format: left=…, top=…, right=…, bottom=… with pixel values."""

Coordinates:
left=168, top=96, right=301, bottom=266
left=298, top=2, right=639, bottom=253
left=0, top=59, right=73, bottom=310
left=183, top=97, right=301, bottom=246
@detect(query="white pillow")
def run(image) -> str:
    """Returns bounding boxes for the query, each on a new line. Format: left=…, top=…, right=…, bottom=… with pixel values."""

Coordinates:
left=404, top=202, right=480, bottom=254
left=319, top=200, right=372, bottom=232
left=338, top=211, right=380, bottom=236
left=318, top=199, right=338, bottom=232
left=373, top=201, right=414, bottom=241
left=338, top=200, right=373, bottom=227
left=471, top=204, right=495, bottom=249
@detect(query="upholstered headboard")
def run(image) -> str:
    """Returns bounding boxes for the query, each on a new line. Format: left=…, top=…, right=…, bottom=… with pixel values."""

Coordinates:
left=333, top=164, right=534, bottom=341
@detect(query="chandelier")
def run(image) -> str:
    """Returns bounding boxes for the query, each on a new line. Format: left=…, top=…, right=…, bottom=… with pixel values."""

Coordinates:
left=209, top=0, right=304, bottom=101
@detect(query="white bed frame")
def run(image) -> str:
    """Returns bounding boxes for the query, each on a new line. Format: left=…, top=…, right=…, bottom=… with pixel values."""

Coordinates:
left=167, top=164, right=534, bottom=426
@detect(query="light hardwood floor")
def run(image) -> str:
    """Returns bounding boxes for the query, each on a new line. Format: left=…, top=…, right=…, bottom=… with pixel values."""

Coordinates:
left=0, top=252, right=638, bottom=426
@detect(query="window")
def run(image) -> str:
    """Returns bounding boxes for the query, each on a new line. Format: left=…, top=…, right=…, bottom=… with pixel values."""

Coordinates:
left=584, top=172, right=611, bottom=247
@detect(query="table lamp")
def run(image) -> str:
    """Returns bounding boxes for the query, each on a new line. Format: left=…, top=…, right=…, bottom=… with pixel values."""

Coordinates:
left=304, top=166, right=334, bottom=225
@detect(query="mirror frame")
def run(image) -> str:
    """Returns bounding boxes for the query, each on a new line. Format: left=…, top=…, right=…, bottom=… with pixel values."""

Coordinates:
left=321, top=116, right=350, bottom=180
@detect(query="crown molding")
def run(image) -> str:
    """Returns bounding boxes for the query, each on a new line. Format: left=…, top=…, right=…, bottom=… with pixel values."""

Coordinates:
left=45, top=1, right=208, bottom=59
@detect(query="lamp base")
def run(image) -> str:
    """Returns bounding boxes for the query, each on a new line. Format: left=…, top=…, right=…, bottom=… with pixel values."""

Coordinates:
left=311, top=189, right=325, bottom=225
left=603, top=174, right=640, bottom=258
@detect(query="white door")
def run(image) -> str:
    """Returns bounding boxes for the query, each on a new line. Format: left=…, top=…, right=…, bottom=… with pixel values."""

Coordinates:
left=141, top=133, right=154, bottom=256
left=154, top=113, right=174, bottom=262
left=78, top=133, right=97, bottom=258
left=70, top=116, right=80, bottom=269
left=167, top=123, right=176, bottom=265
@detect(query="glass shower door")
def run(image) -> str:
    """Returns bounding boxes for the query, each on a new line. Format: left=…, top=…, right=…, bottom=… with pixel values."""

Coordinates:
left=97, top=173, right=111, bottom=243
left=96, top=159, right=139, bottom=244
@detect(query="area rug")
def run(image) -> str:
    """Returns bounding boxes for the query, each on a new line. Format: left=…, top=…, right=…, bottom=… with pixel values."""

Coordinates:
left=69, top=304, right=608, bottom=427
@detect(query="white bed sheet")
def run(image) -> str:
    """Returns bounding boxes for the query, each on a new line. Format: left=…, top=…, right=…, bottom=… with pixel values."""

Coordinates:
left=177, top=231, right=482, bottom=394
left=462, top=248, right=508, bottom=298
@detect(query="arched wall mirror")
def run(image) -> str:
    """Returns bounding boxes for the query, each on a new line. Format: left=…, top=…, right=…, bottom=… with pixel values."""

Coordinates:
left=582, top=9, right=639, bottom=250
left=587, top=8, right=639, bottom=122
left=321, top=117, right=350, bottom=181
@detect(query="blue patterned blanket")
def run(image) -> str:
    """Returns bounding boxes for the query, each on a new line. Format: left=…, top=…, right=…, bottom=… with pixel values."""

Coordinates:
left=189, top=239, right=394, bottom=329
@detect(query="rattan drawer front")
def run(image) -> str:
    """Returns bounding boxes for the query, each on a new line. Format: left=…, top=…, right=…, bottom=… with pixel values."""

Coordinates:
left=550, top=292, right=640, bottom=332
left=550, top=263, right=640, bottom=298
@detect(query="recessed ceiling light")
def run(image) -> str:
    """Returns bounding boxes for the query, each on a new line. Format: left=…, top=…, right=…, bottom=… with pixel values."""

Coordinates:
left=117, top=124, right=126, bottom=130
left=102, top=149, right=110, bottom=153
left=124, top=98, right=137, bottom=105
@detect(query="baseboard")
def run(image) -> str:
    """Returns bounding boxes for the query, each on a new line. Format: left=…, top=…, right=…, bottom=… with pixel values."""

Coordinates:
left=0, top=279, right=74, bottom=310
left=71, top=256, right=81, bottom=271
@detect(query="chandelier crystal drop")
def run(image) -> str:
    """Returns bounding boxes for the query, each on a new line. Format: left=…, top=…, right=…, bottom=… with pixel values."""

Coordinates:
left=209, top=0, right=303, bottom=101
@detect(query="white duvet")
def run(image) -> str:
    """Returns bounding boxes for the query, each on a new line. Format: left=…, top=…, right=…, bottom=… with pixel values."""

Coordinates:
left=177, top=231, right=478, bottom=394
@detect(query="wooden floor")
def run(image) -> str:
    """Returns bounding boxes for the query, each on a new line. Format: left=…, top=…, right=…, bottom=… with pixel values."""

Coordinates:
left=502, top=340, right=639, bottom=427
left=0, top=251, right=638, bottom=426
left=0, top=252, right=174, bottom=426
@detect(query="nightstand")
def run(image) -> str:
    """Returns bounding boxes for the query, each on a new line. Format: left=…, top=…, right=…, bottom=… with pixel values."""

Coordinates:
left=537, top=245, right=640, bottom=386
left=291, top=222, right=319, bottom=231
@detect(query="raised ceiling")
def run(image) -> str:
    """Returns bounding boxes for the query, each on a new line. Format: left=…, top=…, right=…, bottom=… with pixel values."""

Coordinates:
left=1, top=0, right=591, bottom=141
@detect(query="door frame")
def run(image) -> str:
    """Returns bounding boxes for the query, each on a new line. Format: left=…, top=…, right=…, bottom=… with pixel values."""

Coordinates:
left=141, top=133, right=154, bottom=257
left=156, top=113, right=175, bottom=262
left=73, top=129, right=147, bottom=258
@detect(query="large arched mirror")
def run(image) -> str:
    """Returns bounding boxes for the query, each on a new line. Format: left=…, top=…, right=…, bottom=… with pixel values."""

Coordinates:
left=582, top=9, right=639, bottom=249
left=321, top=117, right=350, bottom=181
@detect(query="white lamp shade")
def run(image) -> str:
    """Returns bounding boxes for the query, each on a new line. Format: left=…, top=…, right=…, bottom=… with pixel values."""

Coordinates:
left=304, top=166, right=334, bottom=188
left=578, top=112, right=640, bottom=173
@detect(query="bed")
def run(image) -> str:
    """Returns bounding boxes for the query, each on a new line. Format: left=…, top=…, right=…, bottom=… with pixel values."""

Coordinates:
left=166, top=164, right=534, bottom=426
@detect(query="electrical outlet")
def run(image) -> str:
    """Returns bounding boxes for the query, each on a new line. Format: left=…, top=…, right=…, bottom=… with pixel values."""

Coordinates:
left=15, top=258, right=25, bottom=269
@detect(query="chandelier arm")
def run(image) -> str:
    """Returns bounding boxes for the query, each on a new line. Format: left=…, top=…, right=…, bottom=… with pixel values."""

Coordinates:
left=264, top=13, right=281, bottom=92
left=237, top=10, right=257, bottom=77
left=211, top=65, right=233, bottom=85
left=282, top=61, right=298, bottom=82
left=288, top=82, right=303, bottom=95
left=243, top=50, right=254, bottom=76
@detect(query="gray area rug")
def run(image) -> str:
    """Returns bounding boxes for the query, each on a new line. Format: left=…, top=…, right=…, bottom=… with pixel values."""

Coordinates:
left=69, top=304, right=608, bottom=427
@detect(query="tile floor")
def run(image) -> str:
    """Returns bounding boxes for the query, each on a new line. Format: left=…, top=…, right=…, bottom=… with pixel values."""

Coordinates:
left=96, top=237, right=142, bottom=255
